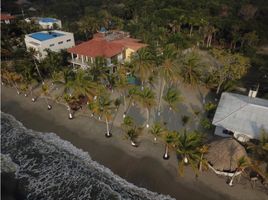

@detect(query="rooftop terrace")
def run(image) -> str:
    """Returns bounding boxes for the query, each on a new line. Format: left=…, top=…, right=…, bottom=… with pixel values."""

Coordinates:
left=29, top=31, right=64, bottom=41
left=39, top=18, right=58, bottom=23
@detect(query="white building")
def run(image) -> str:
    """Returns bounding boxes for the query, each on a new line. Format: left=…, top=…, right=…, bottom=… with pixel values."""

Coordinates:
left=212, top=92, right=268, bottom=142
left=25, top=30, right=75, bottom=60
left=38, top=18, right=62, bottom=29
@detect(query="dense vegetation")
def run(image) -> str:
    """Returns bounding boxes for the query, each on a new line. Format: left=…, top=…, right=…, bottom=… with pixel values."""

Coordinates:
left=2, top=0, right=268, bottom=96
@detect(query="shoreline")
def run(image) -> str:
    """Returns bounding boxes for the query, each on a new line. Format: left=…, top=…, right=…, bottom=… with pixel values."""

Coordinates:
left=1, top=85, right=267, bottom=200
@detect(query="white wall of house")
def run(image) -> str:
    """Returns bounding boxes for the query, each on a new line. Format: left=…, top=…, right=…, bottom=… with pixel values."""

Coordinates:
left=214, top=126, right=251, bottom=142
left=214, top=126, right=231, bottom=137
left=25, top=30, right=74, bottom=60
left=234, top=131, right=251, bottom=142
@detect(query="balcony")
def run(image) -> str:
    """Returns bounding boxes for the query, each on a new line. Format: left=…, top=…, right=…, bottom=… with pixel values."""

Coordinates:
left=69, top=58, right=90, bottom=69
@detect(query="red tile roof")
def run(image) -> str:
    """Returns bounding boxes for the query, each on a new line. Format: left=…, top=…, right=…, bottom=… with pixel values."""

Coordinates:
left=0, top=14, right=15, bottom=21
left=68, top=33, right=147, bottom=58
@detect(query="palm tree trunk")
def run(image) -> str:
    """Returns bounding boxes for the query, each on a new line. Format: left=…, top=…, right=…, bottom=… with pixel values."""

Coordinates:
left=44, top=97, right=52, bottom=110
left=123, top=94, right=127, bottom=112
left=216, top=80, right=223, bottom=94
left=33, top=59, right=43, bottom=82
left=13, top=81, right=20, bottom=94
left=163, top=144, right=169, bottom=159
left=157, top=78, right=165, bottom=116
left=146, top=108, right=150, bottom=128
left=105, top=116, right=109, bottom=134
left=105, top=116, right=111, bottom=137
left=189, top=25, right=193, bottom=37
left=199, top=153, right=203, bottom=171
left=229, top=170, right=237, bottom=186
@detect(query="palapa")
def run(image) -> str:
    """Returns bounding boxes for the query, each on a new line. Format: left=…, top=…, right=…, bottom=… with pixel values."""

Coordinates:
left=205, top=138, right=247, bottom=172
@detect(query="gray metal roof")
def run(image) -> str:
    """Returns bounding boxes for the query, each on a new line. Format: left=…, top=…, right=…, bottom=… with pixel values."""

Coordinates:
left=212, top=92, right=268, bottom=139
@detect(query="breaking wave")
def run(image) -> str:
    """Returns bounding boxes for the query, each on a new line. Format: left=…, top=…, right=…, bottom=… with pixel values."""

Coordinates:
left=1, top=112, right=174, bottom=200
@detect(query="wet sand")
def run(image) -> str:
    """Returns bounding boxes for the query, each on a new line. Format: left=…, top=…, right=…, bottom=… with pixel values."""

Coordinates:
left=1, top=86, right=267, bottom=200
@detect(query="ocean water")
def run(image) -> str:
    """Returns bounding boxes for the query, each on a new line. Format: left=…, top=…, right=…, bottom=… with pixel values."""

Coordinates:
left=1, top=112, right=174, bottom=200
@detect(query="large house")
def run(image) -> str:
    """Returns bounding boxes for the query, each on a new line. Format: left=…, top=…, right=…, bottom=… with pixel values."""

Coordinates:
left=25, top=30, right=74, bottom=60
left=212, top=92, right=268, bottom=142
left=67, top=30, right=147, bottom=71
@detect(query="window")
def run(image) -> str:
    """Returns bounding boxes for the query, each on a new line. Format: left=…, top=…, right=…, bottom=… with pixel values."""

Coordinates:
left=222, top=129, right=234, bottom=136
left=58, top=41, right=63, bottom=44
left=49, top=44, right=55, bottom=47
left=66, top=39, right=71, bottom=42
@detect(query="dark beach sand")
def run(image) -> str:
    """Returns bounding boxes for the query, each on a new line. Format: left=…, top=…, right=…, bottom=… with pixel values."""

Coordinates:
left=1, top=86, right=267, bottom=200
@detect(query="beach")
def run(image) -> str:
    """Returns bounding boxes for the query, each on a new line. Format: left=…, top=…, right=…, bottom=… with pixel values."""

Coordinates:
left=1, top=85, right=267, bottom=200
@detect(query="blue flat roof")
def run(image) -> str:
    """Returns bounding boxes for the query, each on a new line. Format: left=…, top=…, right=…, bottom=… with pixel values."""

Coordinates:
left=39, top=18, right=58, bottom=23
left=30, top=32, right=64, bottom=41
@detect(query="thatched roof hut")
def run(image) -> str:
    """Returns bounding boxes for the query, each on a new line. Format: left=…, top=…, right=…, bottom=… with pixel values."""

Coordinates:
left=205, top=138, right=248, bottom=172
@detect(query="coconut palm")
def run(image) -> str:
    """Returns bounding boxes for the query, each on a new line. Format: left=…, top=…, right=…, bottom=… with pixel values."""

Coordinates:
left=163, top=130, right=178, bottom=160
left=9, top=71, right=23, bottom=94
left=78, top=16, right=100, bottom=39
left=176, top=130, right=203, bottom=176
left=157, top=45, right=178, bottom=115
left=66, top=69, right=99, bottom=101
left=89, top=95, right=114, bottom=137
left=122, top=116, right=142, bottom=147
left=41, top=83, right=52, bottom=110
left=150, top=122, right=166, bottom=143
left=198, top=145, right=209, bottom=172
left=124, top=86, right=140, bottom=116
left=27, top=47, right=44, bottom=82
left=115, top=66, right=132, bottom=117
left=163, top=87, right=183, bottom=111
left=229, top=156, right=249, bottom=186
left=1, top=70, right=21, bottom=94
left=178, top=52, right=202, bottom=86
left=135, top=87, right=156, bottom=128
left=131, top=48, right=153, bottom=89
left=51, top=69, right=74, bottom=118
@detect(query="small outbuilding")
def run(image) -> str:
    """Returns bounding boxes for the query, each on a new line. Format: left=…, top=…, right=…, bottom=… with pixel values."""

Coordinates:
left=205, top=138, right=248, bottom=172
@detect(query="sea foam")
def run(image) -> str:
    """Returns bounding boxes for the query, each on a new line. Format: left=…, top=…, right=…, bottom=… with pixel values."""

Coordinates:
left=1, top=112, right=174, bottom=200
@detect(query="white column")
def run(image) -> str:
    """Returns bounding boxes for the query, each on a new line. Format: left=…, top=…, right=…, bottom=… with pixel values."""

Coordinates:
left=82, top=55, right=84, bottom=64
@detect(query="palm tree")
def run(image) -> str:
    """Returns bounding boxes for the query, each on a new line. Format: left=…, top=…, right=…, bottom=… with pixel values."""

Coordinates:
left=163, top=130, right=178, bottom=160
left=51, top=69, right=74, bottom=119
left=150, top=122, right=166, bottom=143
left=1, top=70, right=22, bottom=94
left=115, top=66, right=131, bottom=117
left=27, top=47, right=43, bottom=83
left=163, top=87, right=183, bottom=111
left=122, top=116, right=142, bottom=147
left=66, top=69, right=99, bottom=101
left=157, top=45, right=178, bottom=115
left=41, top=83, right=52, bottom=110
left=176, top=130, right=203, bottom=176
left=198, top=145, right=209, bottom=172
left=89, top=95, right=114, bottom=137
left=78, top=16, right=100, bottom=39
left=131, top=48, right=153, bottom=90
left=229, top=156, right=249, bottom=186
left=135, top=87, right=156, bottom=128
left=178, top=52, right=203, bottom=86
